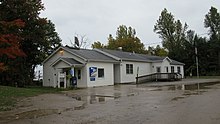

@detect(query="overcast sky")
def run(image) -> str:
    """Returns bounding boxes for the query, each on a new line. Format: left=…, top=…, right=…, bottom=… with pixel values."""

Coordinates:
left=40, top=0, right=220, bottom=48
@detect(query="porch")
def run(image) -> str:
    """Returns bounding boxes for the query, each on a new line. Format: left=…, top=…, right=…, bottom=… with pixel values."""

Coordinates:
left=51, top=58, right=85, bottom=88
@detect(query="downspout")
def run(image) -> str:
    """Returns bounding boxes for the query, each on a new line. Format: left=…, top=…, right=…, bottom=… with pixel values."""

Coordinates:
left=120, top=59, right=122, bottom=83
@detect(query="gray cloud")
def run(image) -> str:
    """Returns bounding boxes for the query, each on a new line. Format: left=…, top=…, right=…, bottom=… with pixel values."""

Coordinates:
left=41, top=0, right=220, bottom=48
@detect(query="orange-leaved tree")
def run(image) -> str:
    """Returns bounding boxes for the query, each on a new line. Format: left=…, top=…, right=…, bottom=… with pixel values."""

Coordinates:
left=0, top=19, right=25, bottom=72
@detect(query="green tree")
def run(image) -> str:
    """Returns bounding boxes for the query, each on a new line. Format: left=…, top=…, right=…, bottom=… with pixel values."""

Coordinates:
left=154, top=8, right=188, bottom=61
left=204, top=6, right=220, bottom=39
left=107, top=25, right=146, bottom=53
left=154, top=45, right=168, bottom=57
left=91, top=41, right=105, bottom=49
left=0, top=0, right=61, bottom=85
left=204, top=6, right=220, bottom=72
left=147, top=45, right=168, bottom=57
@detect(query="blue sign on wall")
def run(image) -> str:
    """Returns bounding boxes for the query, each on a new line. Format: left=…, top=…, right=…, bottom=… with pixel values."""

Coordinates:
left=69, top=68, right=74, bottom=77
left=89, top=67, right=97, bottom=81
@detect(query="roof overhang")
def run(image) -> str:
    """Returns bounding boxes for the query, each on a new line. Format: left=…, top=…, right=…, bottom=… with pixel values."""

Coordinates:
left=51, top=57, right=85, bottom=68
left=42, top=46, right=87, bottom=64
left=163, top=57, right=172, bottom=63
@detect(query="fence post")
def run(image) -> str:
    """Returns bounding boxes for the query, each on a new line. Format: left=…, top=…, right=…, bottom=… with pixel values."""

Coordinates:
left=136, top=77, right=138, bottom=84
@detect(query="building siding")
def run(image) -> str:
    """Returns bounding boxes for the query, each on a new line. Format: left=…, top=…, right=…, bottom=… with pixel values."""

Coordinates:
left=43, top=49, right=84, bottom=87
left=120, top=61, right=152, bottom=83
left=86, top=62, right=114, bottom=87
left=43, top=47, right=184, bottom=88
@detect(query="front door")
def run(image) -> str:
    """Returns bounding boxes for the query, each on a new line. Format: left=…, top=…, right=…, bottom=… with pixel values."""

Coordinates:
left=58, top=71, right=66, bottom=88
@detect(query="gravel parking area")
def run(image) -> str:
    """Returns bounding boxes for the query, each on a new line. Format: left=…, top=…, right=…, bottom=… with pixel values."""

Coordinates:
left=1, top=78, right=220, bottom=124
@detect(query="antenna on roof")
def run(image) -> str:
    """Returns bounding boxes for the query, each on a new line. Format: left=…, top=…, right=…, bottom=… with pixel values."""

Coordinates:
left=74, top=36, right=79, bottom=47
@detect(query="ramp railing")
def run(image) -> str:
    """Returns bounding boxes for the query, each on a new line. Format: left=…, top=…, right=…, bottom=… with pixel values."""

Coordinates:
left=136, top=73, right=182, bottom=84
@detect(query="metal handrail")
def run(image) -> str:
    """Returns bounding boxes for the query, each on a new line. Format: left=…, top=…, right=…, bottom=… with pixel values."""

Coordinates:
left=136, top=73, right=182, bottom=84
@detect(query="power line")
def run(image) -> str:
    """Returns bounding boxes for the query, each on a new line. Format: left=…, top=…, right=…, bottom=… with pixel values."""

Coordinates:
left=145, top=32, right=208, bottom=46
left=145, top=42, right=162, bottom=46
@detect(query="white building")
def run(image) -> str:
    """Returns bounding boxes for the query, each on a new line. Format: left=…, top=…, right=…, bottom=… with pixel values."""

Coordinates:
left=43, top=46, right=184, bottom=88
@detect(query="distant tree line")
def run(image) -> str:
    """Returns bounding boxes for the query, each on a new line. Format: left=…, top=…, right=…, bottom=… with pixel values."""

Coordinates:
left=154, top=7, right=220, bottom=76
left=92, top=25, right=168, bottom=56
left=0, top=0, right=61, bottom=86
left=92, top=6, right=220, bottom=76
left=0, top=1, right=219, bottom=87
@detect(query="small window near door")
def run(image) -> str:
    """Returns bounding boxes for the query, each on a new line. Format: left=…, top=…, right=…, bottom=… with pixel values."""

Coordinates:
left=171, top=66, right=174, bottom=73
left=177, top=67, right=181, bottom=74
left=78, top=70, right=81, bottom=79
left=98, top=68, right=104, bottom=78
left=156, top=67, right=161, bottom=73
left=126, top=64, right=133, bottom=74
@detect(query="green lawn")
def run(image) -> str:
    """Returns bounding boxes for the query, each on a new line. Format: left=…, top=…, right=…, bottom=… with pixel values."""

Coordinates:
left=0, top=86, right=65, bottom=111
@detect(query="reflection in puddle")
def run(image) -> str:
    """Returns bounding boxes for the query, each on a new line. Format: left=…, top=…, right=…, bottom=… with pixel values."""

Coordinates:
left=74, top=103, right=86, bottom=110
left=171, top=96, right=185, bottom=101
left=168, top=82, right=220, bottom=91
left=149, top=88, right=163, bottom=91
left=170, top=82, right=220, bottom=101
left=72, top=93, right=121, bottom=110
left=127, top=92, right=139, bottom=97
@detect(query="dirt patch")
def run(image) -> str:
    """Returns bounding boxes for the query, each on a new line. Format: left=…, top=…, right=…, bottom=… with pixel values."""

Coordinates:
left=171, top=96, right=185, bottom=101
left=1, top=80, right=220, bottom=124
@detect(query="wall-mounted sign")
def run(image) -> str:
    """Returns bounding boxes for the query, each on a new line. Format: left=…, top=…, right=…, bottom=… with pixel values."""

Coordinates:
left=70, top=68, right=74, bottom=77
left=59, top=72, right=65, bottom=78
left=89, top=67, right=97, bottom=81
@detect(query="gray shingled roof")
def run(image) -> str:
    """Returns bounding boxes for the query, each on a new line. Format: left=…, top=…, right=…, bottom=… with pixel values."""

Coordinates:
left=99, top=49, right=168, bottom=62
left=62, top=58, right=82, bottom=65
left=138, top=54, right=165, bottom=61
left=100, top=49, right=153, bottom=62
left=170, top=59, right=185, bottom=65
left=65, top=47, right=118, bottom=62
left=62, top=46, right=184, bottom=65
left=99, top=49, right=184, bottom=65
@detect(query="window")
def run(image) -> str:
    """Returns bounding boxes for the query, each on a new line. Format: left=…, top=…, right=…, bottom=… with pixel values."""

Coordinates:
left=156, top=67, right=161, bottom=73
left=126, top=64, right=133, bottom=74
left=177, top=67, right=181, bottom=74
left=165, top=66, right=169, bottom=73
left=98, top=68, right=104, bottom=78
left=171, top=66, right=174, bottom=73
left=78, top=70, right=81, bottom=79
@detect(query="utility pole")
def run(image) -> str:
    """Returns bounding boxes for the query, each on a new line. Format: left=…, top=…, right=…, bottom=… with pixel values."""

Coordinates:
left=195, top=47, right=199, bottom=78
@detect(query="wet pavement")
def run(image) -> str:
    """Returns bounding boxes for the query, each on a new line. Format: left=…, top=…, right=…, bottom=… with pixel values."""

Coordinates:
left=1, top=79, right=220, bottom=124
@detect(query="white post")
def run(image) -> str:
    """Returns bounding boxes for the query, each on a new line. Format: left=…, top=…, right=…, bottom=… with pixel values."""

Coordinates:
left=64, top=72, right=66, bottom=88
left=53, top=68, right=56, bottom=88
left=58, top=72, right=60, bottom=88
left=70, top=67, right=75, bottom=77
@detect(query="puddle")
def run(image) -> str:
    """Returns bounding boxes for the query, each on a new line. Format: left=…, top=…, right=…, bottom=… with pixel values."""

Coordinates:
left=74, top=103, right=86, bottom=110
left=149, top=88, right=163, bottom=91
left=16, top=109, right=58, bottom=119
left=71, top=93, right=121, bottom=110
left=0, top=109, right=58, bottom=122
left=171, top=96, right=185, bottom=101
left=169, top=82, right=220, bottom=102
left=127, top=92, right=139, bottom=97
left=167, top=82, right=220, bottom=91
